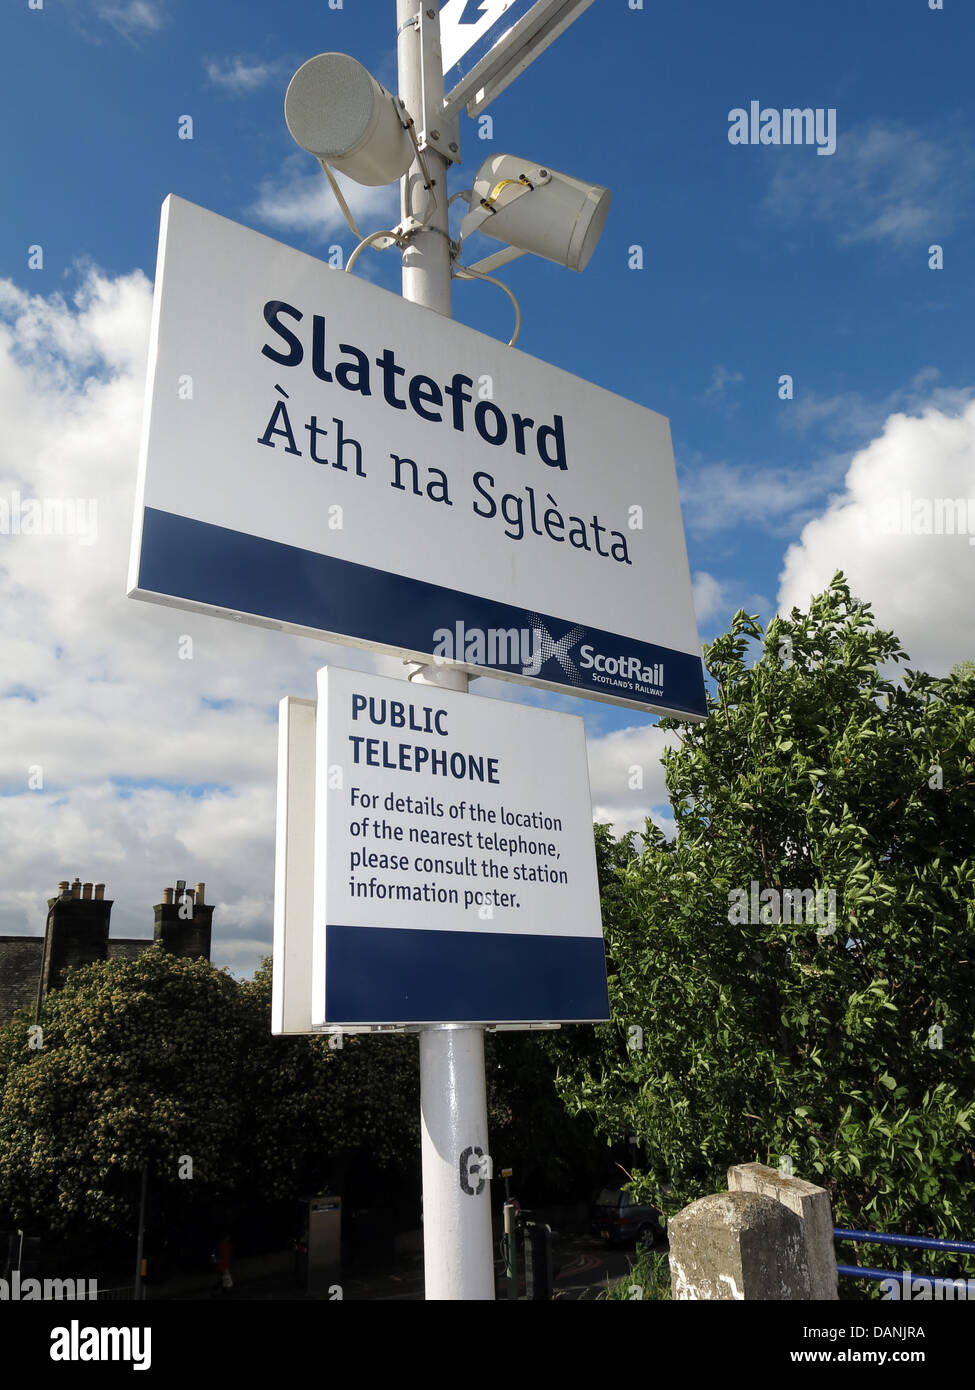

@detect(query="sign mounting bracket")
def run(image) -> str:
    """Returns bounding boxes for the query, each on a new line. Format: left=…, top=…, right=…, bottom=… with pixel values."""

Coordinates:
left=442, top=0, right=595, bottom=120
left=413, top=4, right=461, bottom=166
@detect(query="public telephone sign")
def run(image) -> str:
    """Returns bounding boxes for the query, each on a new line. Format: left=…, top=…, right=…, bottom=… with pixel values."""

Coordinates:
left=306, top=666, right=608, bottom=1026
left=129, top=195, right=706, bottom=719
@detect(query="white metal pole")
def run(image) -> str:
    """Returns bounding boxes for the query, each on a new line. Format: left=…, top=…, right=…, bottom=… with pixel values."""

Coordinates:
left=396, top=0, right=495, bottom=1301
left=397, top=0, right=453, bottom=317
left=418, top=1018, right=495, bottom=1301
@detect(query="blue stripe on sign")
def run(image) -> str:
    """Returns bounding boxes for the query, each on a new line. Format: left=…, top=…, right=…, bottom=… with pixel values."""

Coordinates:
left=324, top=924, right=610, bottom=1024
left=137, top=508, right=706, bottom=716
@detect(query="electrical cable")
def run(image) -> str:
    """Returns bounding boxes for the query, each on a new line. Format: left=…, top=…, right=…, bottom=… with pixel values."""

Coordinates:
left=345, top=230, right=404, bottom=274
left=317, top=159, right=362, bottom=240
left=451, top=261, right=522, bottom=347
left=400, top=112, right=439, bottom=224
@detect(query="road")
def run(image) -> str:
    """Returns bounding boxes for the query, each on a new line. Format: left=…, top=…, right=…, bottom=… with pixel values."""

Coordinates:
left=176, top=1230, right=658, bottom=1301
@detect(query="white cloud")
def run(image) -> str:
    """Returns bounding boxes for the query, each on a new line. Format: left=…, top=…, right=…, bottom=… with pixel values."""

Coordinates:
left=784, top=369, right=974, bottom=444
left=587, top=724, right=678, bottom=838
left=679, top=371, right=975, bottom=540
left=679, top=453, right=845, bottom=537
left=250, top=156, right=399, bottom=243
left=692, top=571, right=726, bottom=625
left=0, top=267, right=389, bottom=978
left=93, top=0, right=165, bottom=38
left=206, top=57, right=278, bottom=94
left=778, top=396, right=975, bottom=676
left=706, top=364, right=744, bottom=401
left=763, top=121, right=972, bottom=249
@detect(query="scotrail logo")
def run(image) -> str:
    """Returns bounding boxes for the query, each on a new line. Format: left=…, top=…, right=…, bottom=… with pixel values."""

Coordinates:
left=526, top=615, right=586, bottom=682
left=579, top=643, right=664, bottom=695
left=431, top=618, right=665, bottom=695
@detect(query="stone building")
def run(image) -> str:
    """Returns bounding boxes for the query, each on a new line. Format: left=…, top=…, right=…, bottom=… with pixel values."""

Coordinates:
left=0, top=878, right=214, bottom=1023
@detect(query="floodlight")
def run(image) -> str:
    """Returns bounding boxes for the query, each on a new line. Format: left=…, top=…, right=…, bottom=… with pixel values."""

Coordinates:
left=459, top=153, right=610, bottom=273
left=284, top=53, right=415, bottom=187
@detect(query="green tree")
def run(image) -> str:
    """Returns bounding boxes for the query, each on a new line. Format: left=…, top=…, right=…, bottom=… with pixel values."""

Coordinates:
left=237, top=960, right=422, bottom=1214
left=0, top=945, right=245, bottom=1239
left=0, top=946, right=611, bottom=1250
left=553, top=575, right=975, bottom=1275
left=0, top=950, right=426, bottom=1244
left=485, top=1029, right=607, bottom=1205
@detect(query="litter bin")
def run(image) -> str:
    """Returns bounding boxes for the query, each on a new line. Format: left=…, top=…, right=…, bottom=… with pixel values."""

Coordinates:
left=299, top=1195, right=341, bottom=1295
left=522, top=1218, right=553, bottom=1301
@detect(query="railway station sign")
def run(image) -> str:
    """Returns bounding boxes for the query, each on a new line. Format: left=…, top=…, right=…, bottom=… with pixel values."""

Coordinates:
left=129, top=195, right=706, bottom=719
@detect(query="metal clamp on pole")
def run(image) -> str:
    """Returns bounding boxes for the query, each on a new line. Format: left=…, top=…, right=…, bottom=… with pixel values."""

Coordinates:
left=414, top=2, right=461, bottom=165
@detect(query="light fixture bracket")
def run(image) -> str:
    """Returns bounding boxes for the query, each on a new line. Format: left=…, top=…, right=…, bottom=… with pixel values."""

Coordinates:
left=412, top=4, right=461, bottom=165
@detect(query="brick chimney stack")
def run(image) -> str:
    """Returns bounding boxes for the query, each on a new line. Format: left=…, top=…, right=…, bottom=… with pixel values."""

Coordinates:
left=153, top=880, right=214, bottom=960
left=38, top=876, right=114, bottom=1007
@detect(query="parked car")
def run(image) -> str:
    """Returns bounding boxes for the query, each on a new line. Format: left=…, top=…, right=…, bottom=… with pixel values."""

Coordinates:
left=591, top=1187, right=665, bottom=1249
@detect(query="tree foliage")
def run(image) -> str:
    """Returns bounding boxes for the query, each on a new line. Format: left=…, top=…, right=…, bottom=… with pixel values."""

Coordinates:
left=236, top=959, right=420, bottom=1206
left=553, top=575, right=975, bottom=1271
left=484, top=1029, right=607, bottom=1204
left=0, top=950, right=601, bottom=1245
left=0, top=945, right=244, bottom=1236
left=0, top=949, right=422, bottom=1241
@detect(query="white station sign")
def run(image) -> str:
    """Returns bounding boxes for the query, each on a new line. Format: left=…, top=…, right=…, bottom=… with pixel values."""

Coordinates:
left=273, top=665, right=608, bottom=1029
left=129, top=195, right=706, bottom=719
left=440, top=0, right=517, bottom=72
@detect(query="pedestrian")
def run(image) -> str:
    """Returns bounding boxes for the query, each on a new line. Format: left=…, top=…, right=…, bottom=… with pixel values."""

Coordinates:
left=215, top=1234, right=233, bottom=1293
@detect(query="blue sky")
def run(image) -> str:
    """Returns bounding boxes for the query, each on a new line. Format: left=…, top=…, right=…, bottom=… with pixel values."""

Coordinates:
left=2, top=0, right=973, bottom=974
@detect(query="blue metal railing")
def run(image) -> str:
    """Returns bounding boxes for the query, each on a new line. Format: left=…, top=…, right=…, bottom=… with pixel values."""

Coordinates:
left=834, top=1227, right=975, bottom=1256
left=834, top=1227, right=975, bottom=1296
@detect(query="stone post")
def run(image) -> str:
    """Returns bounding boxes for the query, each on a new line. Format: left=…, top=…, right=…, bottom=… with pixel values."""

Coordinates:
left=668, top=1163, right=838, bottom=1299
left=728, top=1162, right=838, bottom=1299
left=669, top=1191, right=806, bottom=1299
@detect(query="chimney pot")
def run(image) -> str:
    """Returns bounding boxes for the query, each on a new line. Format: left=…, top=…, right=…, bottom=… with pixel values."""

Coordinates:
left=71, top=879, right=82, bottom=899
left=163, top=887, right=174, bottom=905
left=94, top=884, right=105, bottom=901
left=195, top=882, right=205, bottom=904
left=82, top=882, right=93, bottom=900
left=58, top=880, right=69, bottom=894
